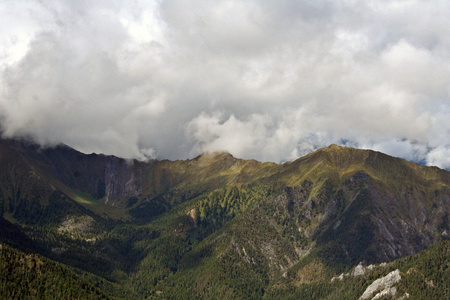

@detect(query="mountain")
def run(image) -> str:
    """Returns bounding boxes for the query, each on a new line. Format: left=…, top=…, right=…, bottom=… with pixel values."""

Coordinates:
left=267, top=239, right=449, bottom=299
left=0, top=243, right=110, bottom=299
left=0, top=137, right=448, bottom=299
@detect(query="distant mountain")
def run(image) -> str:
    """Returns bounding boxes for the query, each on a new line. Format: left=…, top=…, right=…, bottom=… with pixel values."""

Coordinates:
left=0, top=137, right=448, bottom=299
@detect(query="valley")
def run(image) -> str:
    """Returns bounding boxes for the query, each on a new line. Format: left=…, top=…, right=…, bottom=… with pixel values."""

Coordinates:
left=0, top=138, right=448, bottom=299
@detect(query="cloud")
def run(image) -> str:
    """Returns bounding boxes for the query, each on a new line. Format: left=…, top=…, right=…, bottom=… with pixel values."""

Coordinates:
left=0, top=0, right=449, bottom=169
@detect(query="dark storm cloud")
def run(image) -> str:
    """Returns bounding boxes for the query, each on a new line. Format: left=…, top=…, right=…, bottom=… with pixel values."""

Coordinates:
left=0, top=0, right=449, bottom=168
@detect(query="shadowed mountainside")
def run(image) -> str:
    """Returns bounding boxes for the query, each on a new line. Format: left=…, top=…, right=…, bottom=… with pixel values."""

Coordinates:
left=0, top=137, right=448, bottom=299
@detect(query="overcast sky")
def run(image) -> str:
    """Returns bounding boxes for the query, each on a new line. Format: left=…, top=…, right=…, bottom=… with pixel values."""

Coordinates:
left=0, top=0, right=449, bottom=169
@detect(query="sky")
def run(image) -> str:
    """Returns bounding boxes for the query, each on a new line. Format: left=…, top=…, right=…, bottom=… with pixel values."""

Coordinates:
left=0, top=0, right=449, bottom=169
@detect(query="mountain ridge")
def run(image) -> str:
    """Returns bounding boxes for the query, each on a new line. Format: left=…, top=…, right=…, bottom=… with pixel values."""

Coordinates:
left=0, top=137, right=448, bottom=298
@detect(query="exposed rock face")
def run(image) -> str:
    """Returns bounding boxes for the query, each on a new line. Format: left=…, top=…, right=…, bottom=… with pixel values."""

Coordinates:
left=351, top=262, right=366, bottom=276
left=104, top=157, right=143, bottom=206
left=371, top=287, right=397, bottom=300
left=331, top=262, right=381, bottom=282
left=359, top=269, right=401, bottom=300
left=331, top=273, right=345, bottom=282
left=365, top=182, right=449, bottom=261
left=187, top=208, right=197, bottom=226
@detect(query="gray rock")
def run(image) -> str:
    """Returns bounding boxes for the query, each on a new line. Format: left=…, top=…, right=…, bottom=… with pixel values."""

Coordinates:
left=359, top=269, right=401, bottom=300
left=371, top=287, right=397, bottom=300
left=352, top=262, right=366, bottom=276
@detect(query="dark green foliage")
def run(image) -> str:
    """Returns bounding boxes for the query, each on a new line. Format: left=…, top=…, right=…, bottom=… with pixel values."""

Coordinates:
left=107, top=225, right=159, bottom=259
left=266, top=241, right=449, bottom=300
left=126, top=196, right=138, bottom=207
left=129, top=190, right=203, bottom=223
left=0, top=139, right=449, bottom=299
left=0, top=217, right=42, bottom=254
left=129, top=194, right=171, bottom=221
left=0, top=243, right=110, bottom=299
left=196, top=183, right=276, bottom=234
left=395, top=240, right=449, bottom=299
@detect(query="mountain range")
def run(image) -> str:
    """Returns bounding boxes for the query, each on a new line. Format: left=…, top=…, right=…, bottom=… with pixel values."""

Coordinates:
left=0, top=137, right=448, bottom=299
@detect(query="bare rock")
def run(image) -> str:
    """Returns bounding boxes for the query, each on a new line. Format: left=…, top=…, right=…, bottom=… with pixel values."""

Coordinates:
left=371, top=287, right=397, bottom=300
left=359, top=269, right=401, bottom=300
left=331, top=273, right=345, bottom=282
left=351, top=262, right=366, bottom=276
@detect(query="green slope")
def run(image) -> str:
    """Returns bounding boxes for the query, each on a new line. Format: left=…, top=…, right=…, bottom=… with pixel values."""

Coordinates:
left=266, top=240, right=450, bottom=299
left=0, top=243, right=111, bottom=299
left=0, top=138, right=448, bottom=299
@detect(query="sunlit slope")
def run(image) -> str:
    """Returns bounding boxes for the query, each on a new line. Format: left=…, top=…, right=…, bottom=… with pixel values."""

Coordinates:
left=141, top=145, right=449, bottom=299
left=0, top=138, right=448, bottom=299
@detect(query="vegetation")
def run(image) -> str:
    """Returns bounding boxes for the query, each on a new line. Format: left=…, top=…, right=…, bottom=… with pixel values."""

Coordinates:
left=0, top=138, right=448, bottom=299
left=0, top=243, right=110, bottom=299
left=266, top=240, right=450, bottom=300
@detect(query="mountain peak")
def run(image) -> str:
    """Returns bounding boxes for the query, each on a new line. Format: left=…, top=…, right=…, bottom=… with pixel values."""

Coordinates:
left=308, top=143, right=368, bottom=164
left=322, top=144, right=358, bottom=153
left=325, top=143, right=343, bottom=150
left=193, top=151, right=237, bottom=162
left=0, top=136, right=449, bottom=299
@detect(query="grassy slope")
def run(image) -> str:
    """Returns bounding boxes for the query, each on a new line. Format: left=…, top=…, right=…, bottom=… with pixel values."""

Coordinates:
left=0, top=139, right=449, bottom=299
left=128, top=146, right=449, bottom=298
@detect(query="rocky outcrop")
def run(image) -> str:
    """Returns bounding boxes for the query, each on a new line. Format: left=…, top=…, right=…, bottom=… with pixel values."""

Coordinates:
left=371, top=287, right=397, bottom=300
left=359, top=269, right=401, bottom=300
left=351, top=262, right=367, bottom=276
left=331, top=262, right=377, bottom=282
left=57, top=215, right=95, bottom=238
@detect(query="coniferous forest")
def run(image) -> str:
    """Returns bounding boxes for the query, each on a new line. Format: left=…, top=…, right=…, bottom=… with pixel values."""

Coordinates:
left=0, top=139, right=449, bottom=299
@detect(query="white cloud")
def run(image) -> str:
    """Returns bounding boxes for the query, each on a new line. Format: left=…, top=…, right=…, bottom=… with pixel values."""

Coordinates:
left=426, top=146, right=450, bottom=169
left=0, top=0, right=449, bottom=169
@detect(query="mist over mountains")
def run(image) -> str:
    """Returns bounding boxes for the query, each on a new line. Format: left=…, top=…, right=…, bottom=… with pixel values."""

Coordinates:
left=1, top=1, right=449, bottom=297
left=1, top=1, right=449, bottom=168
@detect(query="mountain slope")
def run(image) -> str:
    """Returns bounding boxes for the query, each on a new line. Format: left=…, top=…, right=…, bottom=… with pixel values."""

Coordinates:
left=0, top=243, right=111, bottom=299
left=265, top=239, right=449, bottom=299
left=0, top=138, right=448, bottom=298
